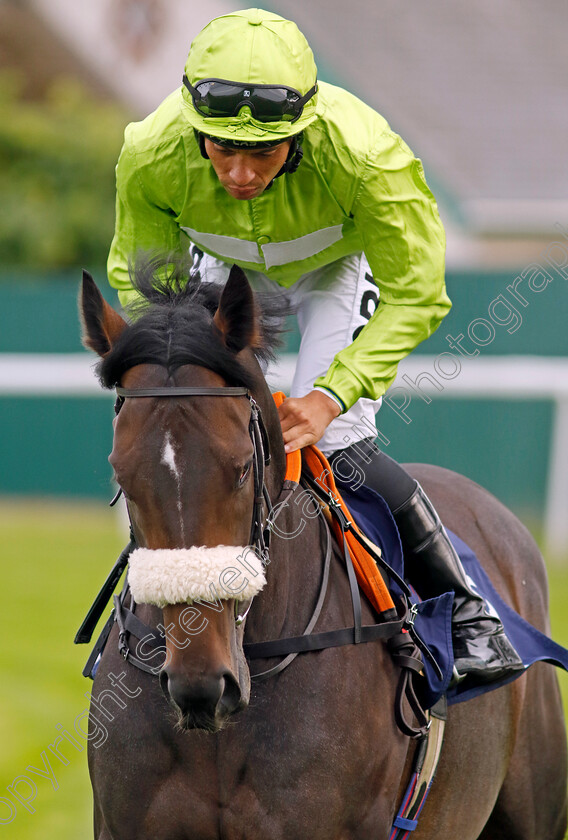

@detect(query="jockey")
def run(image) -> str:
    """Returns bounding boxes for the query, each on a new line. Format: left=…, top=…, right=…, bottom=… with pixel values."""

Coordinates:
left=107, top=8, right=522, bottom=685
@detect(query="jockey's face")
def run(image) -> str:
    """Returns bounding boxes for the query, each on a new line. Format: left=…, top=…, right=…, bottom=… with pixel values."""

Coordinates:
left=204, top=138, right=292, bottom=200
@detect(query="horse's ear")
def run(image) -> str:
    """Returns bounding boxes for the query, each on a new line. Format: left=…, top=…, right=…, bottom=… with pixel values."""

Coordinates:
left=213, top=265, right=261, bottom=353
left=79, top=270, right=127, bottom=357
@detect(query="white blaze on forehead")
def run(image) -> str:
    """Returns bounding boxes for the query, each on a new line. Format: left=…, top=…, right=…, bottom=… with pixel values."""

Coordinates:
left=161, top=431, right=180, bottom=481
left=161, top=431, right=185, bottom=542
left=128, top=546, right=266, bottom=607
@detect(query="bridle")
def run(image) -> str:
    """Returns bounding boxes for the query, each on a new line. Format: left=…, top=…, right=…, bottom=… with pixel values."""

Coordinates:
left=114, top=384, right=274, bottom=616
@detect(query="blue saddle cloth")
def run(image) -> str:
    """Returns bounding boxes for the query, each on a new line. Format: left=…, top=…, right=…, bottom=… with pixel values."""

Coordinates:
left=337, top=480, right=568, bottom=708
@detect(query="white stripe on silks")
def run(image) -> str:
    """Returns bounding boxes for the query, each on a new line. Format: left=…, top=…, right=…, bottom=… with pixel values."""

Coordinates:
left=181, top=224, right=345, bottom=269
left=128, top=546, right=266, bottom=607
left=261, top=224, right=344, bottom=268
left=181, top=228, right=263, bottom=264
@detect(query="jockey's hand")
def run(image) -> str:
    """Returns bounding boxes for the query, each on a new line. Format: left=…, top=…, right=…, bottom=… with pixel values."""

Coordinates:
left=278, top=390, right=341, bottom=454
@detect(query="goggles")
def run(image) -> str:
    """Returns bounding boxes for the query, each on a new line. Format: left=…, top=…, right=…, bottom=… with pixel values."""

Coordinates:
left=183, top=76, right=317, bottom=123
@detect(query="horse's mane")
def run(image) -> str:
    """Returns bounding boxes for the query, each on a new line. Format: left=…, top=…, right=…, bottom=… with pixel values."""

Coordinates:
left=97, top=254, right=287, bottom=390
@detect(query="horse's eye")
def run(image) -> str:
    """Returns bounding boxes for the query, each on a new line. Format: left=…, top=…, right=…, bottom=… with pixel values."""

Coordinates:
left=238, top=462, right=252, bottom=487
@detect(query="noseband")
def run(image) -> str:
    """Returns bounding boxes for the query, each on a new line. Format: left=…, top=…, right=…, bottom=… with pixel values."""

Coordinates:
left=114, top=384, right=273, bottom=579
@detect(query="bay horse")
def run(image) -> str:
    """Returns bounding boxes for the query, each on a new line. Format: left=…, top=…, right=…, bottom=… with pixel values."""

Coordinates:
left=79, top=260, right=567, bottom=840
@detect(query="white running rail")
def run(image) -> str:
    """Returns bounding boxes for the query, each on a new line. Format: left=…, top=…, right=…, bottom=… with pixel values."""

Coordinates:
left=1, top=353, right=567, bottom=558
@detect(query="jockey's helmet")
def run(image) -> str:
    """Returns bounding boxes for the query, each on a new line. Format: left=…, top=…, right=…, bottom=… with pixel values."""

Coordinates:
left=181, top=9, right=319, bottom=144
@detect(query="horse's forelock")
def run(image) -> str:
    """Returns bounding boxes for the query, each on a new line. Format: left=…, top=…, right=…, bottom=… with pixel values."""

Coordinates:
left=96, top=301, right=258, bottom=390
left=96, top=254, right=286, bottom=389
left=127, top=253, right=205, bottom=309
left=127, top=253, right=286, bottom=357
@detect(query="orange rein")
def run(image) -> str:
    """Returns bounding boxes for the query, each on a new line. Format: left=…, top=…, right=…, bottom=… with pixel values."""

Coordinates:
left=272, top=392, right=395, bottom=615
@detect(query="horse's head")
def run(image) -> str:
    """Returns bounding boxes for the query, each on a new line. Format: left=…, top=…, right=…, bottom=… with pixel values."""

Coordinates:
left=80, top=259, right=285, bottom=732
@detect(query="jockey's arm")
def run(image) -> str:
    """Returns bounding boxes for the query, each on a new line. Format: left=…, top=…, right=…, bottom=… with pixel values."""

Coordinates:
left=107, top=130, right=187, bottom=311
left=311, top=130, right=450, bottom=422
left=279, top=132, right=450, bottom=454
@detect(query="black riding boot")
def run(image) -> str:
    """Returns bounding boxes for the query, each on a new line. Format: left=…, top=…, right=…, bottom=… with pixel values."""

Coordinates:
left=392, top=483, right=524, bottom=684
left=330, top=441, right=524, bottom=685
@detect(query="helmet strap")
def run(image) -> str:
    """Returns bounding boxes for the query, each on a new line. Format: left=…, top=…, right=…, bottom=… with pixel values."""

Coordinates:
left=276, top=134, right=303, bottom=177
left=196, top=131, right=209, bottom=160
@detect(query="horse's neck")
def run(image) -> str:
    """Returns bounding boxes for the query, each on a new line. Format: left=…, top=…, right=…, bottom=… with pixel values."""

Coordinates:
left=245, top=483, right=333, bottom=642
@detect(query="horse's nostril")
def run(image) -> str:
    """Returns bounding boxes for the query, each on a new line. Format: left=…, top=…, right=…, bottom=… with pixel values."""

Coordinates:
left=219, top=672, right=244, bottom=716
left=159, top=668, right=170, bottom=700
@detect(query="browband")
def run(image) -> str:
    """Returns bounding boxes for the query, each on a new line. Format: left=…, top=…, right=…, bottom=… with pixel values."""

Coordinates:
left=115, top=386, right=249, bottom=398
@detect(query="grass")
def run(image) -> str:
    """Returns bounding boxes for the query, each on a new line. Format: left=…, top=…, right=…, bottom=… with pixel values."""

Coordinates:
left=0, top=498, right=567, bottom=838
left=0, top=499, right=124, bottom=839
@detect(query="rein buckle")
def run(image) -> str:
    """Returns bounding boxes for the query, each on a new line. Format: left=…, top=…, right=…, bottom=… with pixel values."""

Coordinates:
left=235, top=599, right=253, bottom=627
left=118, top=632, right=130, bottom=661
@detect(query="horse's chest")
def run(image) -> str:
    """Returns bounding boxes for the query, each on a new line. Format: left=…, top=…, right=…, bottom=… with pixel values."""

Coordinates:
left=151, top=712, right=404, bottom=840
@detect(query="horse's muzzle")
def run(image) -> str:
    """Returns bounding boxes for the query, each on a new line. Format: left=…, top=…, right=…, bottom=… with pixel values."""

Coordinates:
left=159, top=667, right=245, bottom=732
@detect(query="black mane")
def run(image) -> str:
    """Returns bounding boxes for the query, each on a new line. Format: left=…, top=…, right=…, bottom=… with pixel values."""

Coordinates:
left=98, top=254, right=286, bottom=390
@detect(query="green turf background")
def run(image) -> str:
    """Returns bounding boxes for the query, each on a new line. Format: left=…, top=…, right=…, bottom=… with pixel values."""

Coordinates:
left=1, top=500, right=567, bottom=838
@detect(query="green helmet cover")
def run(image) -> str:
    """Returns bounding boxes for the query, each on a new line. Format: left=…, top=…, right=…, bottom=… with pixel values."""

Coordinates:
left=181, top=8, right=319, bottom=142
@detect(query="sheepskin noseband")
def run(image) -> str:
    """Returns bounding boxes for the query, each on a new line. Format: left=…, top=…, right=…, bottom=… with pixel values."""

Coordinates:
left=128, top=546, right=266, bottom=608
